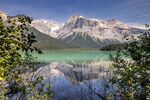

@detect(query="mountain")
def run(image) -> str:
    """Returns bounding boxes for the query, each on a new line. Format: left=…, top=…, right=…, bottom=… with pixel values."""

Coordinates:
left=30, top=15, right=144, bottom=48
left=54, top=16, right=141, bottom=48
left=0, top=13, right=74, bottom=49
left=31, top=20, right=60, bottom=38
left=0, top=11, right=143, bottom=49
left=29, top=27, right=76, bottom=49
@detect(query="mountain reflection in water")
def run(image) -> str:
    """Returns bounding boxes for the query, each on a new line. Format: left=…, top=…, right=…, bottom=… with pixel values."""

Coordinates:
left=35, top=60, right=112, bottom=100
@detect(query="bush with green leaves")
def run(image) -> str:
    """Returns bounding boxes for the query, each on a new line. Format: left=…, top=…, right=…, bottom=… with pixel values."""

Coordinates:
left=107, top=25, right=150, bottom=100
left=0, top=16, right=52, bottom=99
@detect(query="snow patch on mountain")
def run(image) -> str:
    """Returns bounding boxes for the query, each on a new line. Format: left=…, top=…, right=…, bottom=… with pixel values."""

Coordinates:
left=31, top=19, right=60, bottom=38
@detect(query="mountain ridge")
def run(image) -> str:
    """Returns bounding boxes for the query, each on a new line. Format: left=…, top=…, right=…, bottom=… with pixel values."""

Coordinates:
left=32, top=15, right=142, bottom=39
left=0, top=11, right=144, bottom=49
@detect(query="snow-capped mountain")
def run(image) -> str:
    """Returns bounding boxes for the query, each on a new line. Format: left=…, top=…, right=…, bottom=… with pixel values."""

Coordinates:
left=1, top=11, right=142, bottom=49
left=31, top=16, right=136, bottom=40
left=30, top=15, right=142, bottom=48
left=57, top=16, right=129, bottom=40
left=31, top=19, right=60, bottom=38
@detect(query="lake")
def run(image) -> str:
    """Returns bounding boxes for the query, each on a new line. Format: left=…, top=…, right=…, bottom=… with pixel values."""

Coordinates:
left=32, top=50, right=114, bottom=100
left=32, top=50, right=115, bottom=63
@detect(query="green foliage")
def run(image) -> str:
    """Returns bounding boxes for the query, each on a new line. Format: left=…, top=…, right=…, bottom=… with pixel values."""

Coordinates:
left=107, top=25, right=150, bottom=100
left=0, top=16, right=52, bottom=99
left=100, top=43, right=128, bottom=51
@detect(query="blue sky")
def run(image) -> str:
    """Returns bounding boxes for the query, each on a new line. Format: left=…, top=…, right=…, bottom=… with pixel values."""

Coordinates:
left=0, top=0, right=150, bottom=23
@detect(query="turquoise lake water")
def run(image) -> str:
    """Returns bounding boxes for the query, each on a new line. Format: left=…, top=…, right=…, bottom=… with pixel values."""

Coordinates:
left=25, top=50, right=115, bottom=99
left=31, top=50, right=115, bottom=63
left=31, top=50, right=115, bottom=99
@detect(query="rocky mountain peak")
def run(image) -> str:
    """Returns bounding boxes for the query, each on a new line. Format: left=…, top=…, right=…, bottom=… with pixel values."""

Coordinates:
left=106, top=19, right=129, bottom=29
left=65, top=15, right=106, bottom=29
left=69, top=15, right=85, bottom=22
left=107, top=19, right=120, bottom=25
left=66, top=15, right=88, bottom=28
